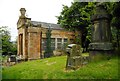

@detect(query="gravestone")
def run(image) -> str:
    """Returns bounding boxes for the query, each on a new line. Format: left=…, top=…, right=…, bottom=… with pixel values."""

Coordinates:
left=89, top=3, right=113, bottom=61
left=66, top=44, right=83, bottom=70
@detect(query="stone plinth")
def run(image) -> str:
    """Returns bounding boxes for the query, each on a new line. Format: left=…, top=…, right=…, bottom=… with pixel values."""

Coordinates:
left=89, top=43, right=113, bottom=50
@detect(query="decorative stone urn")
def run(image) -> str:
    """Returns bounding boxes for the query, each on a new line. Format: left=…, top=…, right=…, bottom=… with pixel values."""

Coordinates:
left=89, top=3, right=113, bottom=61
left=20, top=8, right=26, bottom=17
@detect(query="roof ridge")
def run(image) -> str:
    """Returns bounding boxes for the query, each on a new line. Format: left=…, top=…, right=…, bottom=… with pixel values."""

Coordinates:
left=31, top=21, right=60, bottom=25
left=31, top=21, right=63, bottom=30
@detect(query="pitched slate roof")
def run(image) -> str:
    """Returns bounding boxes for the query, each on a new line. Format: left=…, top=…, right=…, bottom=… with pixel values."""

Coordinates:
left=31, top=21, right=63, bottom=30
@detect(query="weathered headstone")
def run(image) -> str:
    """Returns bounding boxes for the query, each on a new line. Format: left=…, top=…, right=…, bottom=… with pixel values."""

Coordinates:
left=66, top=44, right=83, bottom=70
left=8, top=55, right=16, bottom=66
left=89, top=3, right=113, bottom=61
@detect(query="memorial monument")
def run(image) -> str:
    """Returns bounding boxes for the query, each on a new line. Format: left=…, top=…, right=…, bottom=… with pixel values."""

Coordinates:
left=66, top=44, right=83, bottom=70
left=89, top=3, right=113, bottom=61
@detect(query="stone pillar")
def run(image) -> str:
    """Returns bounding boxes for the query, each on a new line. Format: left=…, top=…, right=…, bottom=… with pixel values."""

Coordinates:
left=40, top=32, right=42, bottom=58
left=18, top=34, right=20, bottom=56
left=24, top=28, right=28, bottom=61
left=89, top=3, right=113, bottom=61
left=55, top=38, right=57, bottom=49
left=19, top=34, right=23, bottom=55
left=18, top=8, right=28, bottom=61
left=18, top=35, right=21, bottom=55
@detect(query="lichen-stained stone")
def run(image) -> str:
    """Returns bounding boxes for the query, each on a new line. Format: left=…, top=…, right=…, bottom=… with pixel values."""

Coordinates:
left=89, top=3, right=113, bottom=61
left=66, top=44, right=83, bottom=70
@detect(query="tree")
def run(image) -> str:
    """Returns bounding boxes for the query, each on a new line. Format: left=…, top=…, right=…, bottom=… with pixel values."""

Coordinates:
left=111, top=2, right=120, bottom=49
left=102, top=2, right=120, bottom=50
left=0, top=26, right=12, bottom=55
left=11, top=40, right=17, bottom=55
left=0, top=26, right=17, bottom=56
left=44, top=27, right=53, bottom=58
left=57, top=2, right=96, bottom=48
left=57, top=2, right=119, bottom=51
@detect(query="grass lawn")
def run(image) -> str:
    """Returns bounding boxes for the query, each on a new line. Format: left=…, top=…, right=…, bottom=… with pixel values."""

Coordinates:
left=2, top=54, right=119, bottom=79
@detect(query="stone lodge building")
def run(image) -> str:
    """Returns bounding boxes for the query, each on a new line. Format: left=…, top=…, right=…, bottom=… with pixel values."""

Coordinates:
left=17, top=8, right=75, bottom=60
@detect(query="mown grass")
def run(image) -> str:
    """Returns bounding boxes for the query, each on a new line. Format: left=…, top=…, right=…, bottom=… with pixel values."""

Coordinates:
left=2, top=54, right=119, bottom=79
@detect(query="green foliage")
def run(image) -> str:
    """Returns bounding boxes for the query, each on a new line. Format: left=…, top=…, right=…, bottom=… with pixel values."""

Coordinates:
left=0, top=26, right=11, bottom=55
left=57, top=2, right=120, bottom=50
left=44, top=28, right=53, bottom=58
left=111, top=2, right=120, bottom=49
left=0, top=26, right=17, bottom=55
left=57, top=2, right=95, bottom=31
left=10, top=41, right=17, bottom=55
left=57, top=2, right=96, bottom=46
left=2, top=55, right=118, bottom=79
left=101, top=2, right=120, bottom=49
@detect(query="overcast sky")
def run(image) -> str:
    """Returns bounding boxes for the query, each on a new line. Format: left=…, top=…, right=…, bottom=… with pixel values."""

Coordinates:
left=0, top=0, right=73, bottom=41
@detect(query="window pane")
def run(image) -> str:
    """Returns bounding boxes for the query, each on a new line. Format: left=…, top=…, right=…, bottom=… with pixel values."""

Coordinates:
left=57, top=38, right=62, bottom=42
left=63, top=38, right=68, bottom=49
left=57, top=38, right=62, bottom=49
left=51, top=38, right=55, bottom=50
left=64, top=39, right=68, bottom=42
left=57, top=43, right=62, bottom=49
left=42, top=38, right=55, bottom=51
left=42, top=38, right=46, bottom=50
left=51, top=38, right=55, bottom=42
left=70, top=39, right=74, bottom=44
